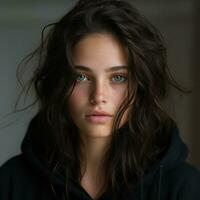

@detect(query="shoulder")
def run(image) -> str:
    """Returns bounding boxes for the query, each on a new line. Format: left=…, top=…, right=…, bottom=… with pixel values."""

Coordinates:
left=169, top=161, right=200, bottom=181
left=0, top=154, right=29, bottom=180
left=0, top=154, right=25, bottom=170
left=167, top=162, right=200, bottom=198
left=0, top=154, right=29, bottom=198
left=0, top=155, right=53, bottom=199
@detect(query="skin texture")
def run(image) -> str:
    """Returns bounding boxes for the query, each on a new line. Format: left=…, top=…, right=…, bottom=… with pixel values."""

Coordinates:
left=69, top=33, right=130, bottom=139
left=68, top=33, right=131, bottom=199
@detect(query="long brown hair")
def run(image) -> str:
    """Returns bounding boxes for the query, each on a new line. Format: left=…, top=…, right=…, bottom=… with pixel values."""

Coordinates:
left=12, top=0, right=189, bottom=199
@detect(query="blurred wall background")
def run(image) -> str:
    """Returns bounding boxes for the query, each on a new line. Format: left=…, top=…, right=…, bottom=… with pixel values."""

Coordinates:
left=0, top=0, right=199, bottom=169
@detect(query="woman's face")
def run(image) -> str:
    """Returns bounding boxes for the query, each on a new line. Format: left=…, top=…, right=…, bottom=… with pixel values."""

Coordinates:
left=68, top=33, right=130, bottom=139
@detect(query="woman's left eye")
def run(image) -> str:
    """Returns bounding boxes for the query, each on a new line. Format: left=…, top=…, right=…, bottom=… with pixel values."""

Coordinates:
left=112, top=74, right=128, bottom=83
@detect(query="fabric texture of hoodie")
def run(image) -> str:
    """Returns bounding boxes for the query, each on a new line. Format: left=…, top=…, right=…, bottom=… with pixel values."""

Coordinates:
left=0, top=115, right=200, bottom=200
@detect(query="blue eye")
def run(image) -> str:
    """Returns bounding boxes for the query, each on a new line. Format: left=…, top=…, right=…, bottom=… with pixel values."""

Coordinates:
left=112, top=74, right=128, bottom=83
left=76, top=74, right=89, bottom=82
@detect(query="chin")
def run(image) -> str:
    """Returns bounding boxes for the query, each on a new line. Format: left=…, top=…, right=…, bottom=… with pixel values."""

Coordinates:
left=81, top=126, right=112, bottom=138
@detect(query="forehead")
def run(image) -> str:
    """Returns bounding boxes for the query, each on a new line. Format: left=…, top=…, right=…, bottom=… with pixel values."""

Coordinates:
left=74, top=65, right=129, bottom=73
left=72, top=33, right=128, bottom=72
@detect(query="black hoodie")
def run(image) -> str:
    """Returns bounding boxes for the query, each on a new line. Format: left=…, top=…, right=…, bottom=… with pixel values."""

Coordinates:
left=0, top=116, right=200, bottom=200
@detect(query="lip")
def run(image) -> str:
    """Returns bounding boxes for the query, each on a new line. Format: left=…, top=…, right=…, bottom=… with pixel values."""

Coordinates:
left=85, top=111, right=113, bottom=123
left=86, top=111, right=113, bottom=117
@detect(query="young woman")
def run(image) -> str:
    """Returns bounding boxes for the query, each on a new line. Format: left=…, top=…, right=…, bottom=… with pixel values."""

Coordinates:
left=0, top=0, right=200, bottom=199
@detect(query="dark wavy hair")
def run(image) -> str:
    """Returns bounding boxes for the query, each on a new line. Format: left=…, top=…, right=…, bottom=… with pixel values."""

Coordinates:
left=13, top=0, right=188, bottom=199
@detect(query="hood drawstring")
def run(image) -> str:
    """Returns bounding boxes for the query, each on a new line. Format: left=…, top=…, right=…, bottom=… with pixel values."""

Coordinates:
left=51, top=183, right=66, bottom=200
left=140, top=175, right=144, bottom=200
left=158, top=165, right=163, bottom=200
left=51, top=183, right=59, bottom=200
left=139, top=165, right=164, bottom=200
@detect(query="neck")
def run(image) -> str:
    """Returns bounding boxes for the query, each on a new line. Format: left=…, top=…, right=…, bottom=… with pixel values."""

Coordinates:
left=80, top=135, right=111, bottom=199
left=81, top=135, right=111, bottom=176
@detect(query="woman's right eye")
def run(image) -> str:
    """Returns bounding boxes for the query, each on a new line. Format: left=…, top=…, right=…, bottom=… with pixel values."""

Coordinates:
left=76, top=74, right=89, bottom=82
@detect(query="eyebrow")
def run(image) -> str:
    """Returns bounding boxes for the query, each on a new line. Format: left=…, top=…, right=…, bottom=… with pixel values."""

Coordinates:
left=74, top=65, right=128, bottom=72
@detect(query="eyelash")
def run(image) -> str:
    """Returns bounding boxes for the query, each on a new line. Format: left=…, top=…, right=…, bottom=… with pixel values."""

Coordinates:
left=76, top=73, right=128, bottom=83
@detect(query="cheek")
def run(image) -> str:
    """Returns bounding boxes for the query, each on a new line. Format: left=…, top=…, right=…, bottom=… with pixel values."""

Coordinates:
left=68, top=86, right=88, bottom=113
left=111, top=86, right=128, bottom=107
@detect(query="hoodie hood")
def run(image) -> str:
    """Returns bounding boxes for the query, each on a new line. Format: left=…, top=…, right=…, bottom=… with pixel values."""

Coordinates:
left=135, top=126, right=189, bottom=200
left=21, top=114, right=189, bottom=200
left=141, top=125, right=188, bottom=186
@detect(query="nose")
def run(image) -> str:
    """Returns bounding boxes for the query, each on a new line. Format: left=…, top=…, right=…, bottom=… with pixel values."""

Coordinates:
left=89, top=80, right=107, bottom=105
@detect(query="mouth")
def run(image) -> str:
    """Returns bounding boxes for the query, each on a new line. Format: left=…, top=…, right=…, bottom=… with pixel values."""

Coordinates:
left=85, top=115, right=113, bottom=123
left=86, top=112, right=113, bottom=123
